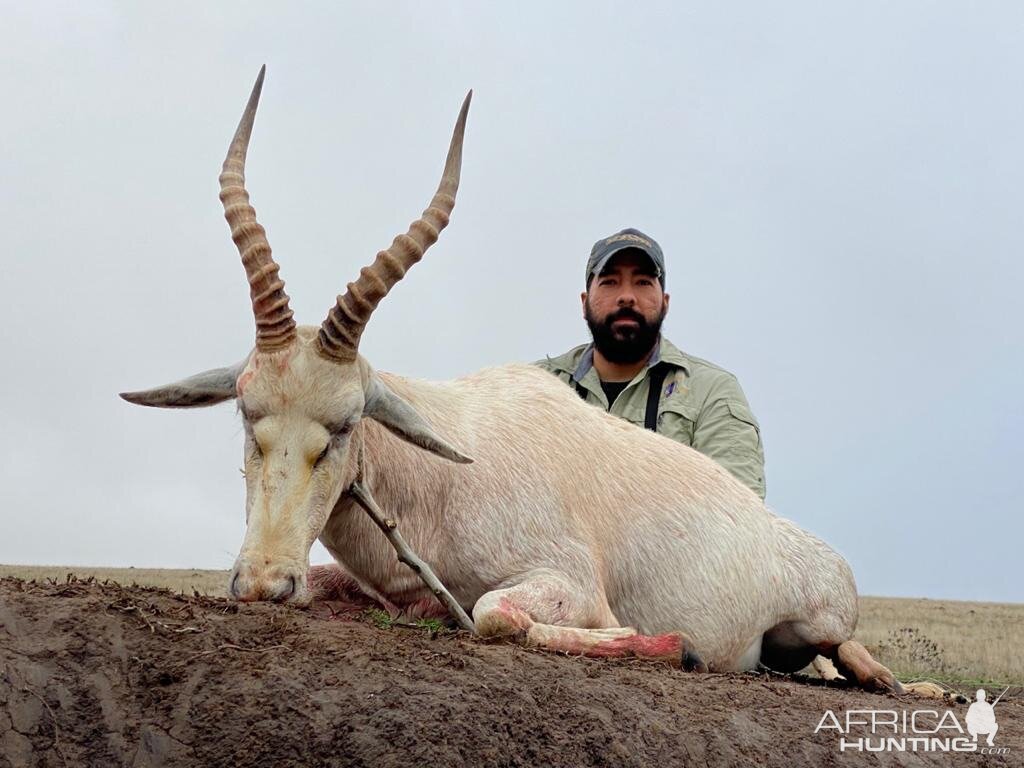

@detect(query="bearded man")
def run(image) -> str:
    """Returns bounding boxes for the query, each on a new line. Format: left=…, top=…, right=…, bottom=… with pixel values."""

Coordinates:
left=535, top=228, right=766, bottom=499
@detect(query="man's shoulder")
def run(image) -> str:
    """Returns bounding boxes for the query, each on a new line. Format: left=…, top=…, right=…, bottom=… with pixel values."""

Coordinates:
left=660, top=338, right=749, bottom=407
left=660, top=339, right=737, bottom=385
left=533, top=343, right=590, bottom=375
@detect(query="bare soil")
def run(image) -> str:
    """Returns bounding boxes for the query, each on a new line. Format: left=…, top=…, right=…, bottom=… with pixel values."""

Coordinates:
left=1, top=578, right=1021, bottom=767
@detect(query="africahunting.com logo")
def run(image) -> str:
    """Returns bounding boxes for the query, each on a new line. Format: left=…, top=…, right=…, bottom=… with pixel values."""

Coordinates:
left=815, top=687, right=1011, bottom=754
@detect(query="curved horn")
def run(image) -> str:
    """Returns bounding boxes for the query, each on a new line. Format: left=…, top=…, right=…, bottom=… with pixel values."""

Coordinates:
left=219, top=65, right=296, bottom=353
left=318, top=91, right=472, bottom=362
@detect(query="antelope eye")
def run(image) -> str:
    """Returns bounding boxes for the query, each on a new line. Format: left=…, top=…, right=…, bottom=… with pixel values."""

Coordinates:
left=314, top=443, right=330, bottom=467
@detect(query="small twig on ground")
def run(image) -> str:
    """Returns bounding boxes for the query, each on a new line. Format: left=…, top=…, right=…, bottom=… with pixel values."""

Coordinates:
left=348, top=480, right=476, bottom=634
left=156, top=622, right=203, bottom=634
left=218, top=643, right=288, bottom=653
left=123, top=605, right=156, bottom=633
left=109, top=600, right=201, bottom=635
left=21, top=685, right=69, bottom=768
left=183, top=643, right=290, bottom=662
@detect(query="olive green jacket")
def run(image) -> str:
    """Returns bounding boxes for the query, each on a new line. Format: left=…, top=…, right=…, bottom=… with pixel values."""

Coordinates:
left=534, top=337, right=766, bottom=499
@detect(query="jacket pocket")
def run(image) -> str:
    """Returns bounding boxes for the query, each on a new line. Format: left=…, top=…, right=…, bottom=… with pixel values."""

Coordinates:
left=725, top=400, right=761, bottom=445
left=657, top=399, right=699, bottom=445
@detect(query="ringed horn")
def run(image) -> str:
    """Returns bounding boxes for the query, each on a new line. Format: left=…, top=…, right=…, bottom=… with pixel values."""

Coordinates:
left=317, top=91, right=473, bottom=362
left=219, top=65, right=296, bottom=352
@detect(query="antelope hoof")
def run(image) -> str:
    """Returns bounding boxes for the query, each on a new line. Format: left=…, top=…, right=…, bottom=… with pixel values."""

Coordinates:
left=878, top=672, right=905, bottom=695
left=682, top=646, right=708, bottom=673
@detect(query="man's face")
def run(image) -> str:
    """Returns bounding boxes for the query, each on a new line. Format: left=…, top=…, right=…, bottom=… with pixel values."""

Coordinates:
left=582, top=250, right=670, bottom=365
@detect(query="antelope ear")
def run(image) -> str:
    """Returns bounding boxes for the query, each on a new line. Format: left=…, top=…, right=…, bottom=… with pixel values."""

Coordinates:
left=120, top=361, right=246, bottom=409
left=363, top=376, right=473, bottom=464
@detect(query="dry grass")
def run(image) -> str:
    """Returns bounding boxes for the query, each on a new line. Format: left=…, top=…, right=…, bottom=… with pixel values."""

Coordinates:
left=0, top=565, right=228, bottom=597
left=2, top=565, right=1020, bottom=685
left=856, top=595, right=1024, bottom=687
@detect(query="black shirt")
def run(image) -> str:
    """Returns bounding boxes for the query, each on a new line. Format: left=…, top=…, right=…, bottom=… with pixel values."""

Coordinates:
left=600, top=380, right=630, bottom=408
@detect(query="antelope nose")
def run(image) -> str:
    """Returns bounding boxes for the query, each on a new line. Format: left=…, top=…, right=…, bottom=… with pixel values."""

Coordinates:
left=229, top=567, right=259, bottom=602
left=228, top=565, right=303, bottom=603
left=269, top=574, right=297, bottom=602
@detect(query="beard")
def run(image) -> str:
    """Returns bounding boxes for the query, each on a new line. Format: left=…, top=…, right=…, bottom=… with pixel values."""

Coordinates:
left=584, top=302, right=666, bottom=365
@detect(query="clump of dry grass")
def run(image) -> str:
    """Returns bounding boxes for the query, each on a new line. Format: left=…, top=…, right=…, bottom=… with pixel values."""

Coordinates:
left=0, top=565, right=228, bottom=597
left=857, top=596, right=1024, bottom=686
left=872, top=626, right=970, bottom=680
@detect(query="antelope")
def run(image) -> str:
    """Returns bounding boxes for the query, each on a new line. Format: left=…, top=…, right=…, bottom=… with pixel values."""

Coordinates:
left=122, top=68, right=913, bottom=694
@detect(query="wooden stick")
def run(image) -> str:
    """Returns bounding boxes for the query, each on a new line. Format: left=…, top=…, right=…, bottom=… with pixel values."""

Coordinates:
left=21, top=686, right=69, bottom=768
left=348, top=480, right=476, bottom=633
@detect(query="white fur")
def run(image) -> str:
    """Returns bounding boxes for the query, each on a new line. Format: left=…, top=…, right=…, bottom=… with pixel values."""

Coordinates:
left=131, top=327, right=859, bottom=672
left=313, top=347, right=858, bottom=671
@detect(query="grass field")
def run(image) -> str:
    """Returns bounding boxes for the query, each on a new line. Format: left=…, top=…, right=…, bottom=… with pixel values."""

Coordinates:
left=854, top=595, right=1023, bottom=688
left=3, top=564, right=1020, bottom=687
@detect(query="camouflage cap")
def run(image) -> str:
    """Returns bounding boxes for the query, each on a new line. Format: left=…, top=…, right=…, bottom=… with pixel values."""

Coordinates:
left=586, top=228, right=665, bottom=287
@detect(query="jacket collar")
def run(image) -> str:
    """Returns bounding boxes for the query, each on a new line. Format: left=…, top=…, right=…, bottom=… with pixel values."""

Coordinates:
left=560, top=335, right=691, bottom=381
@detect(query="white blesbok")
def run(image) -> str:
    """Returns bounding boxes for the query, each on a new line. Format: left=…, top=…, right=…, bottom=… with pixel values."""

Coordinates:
left=123, top=68, right=909, bottom=693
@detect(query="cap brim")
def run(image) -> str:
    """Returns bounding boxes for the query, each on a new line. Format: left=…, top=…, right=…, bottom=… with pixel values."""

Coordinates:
left=590, top=244, right=662, bottom=278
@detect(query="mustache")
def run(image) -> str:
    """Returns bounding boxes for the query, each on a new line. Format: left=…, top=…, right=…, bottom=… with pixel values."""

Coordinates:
left=606, top=308, right=646, bottom=324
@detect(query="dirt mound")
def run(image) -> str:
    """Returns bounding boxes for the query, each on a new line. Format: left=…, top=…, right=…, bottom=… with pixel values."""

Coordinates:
left=1, top=578, right=1020, bottom=767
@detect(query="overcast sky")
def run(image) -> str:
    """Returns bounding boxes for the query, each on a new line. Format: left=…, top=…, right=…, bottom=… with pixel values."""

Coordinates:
left=1, top=2, right=1021, bottom=603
